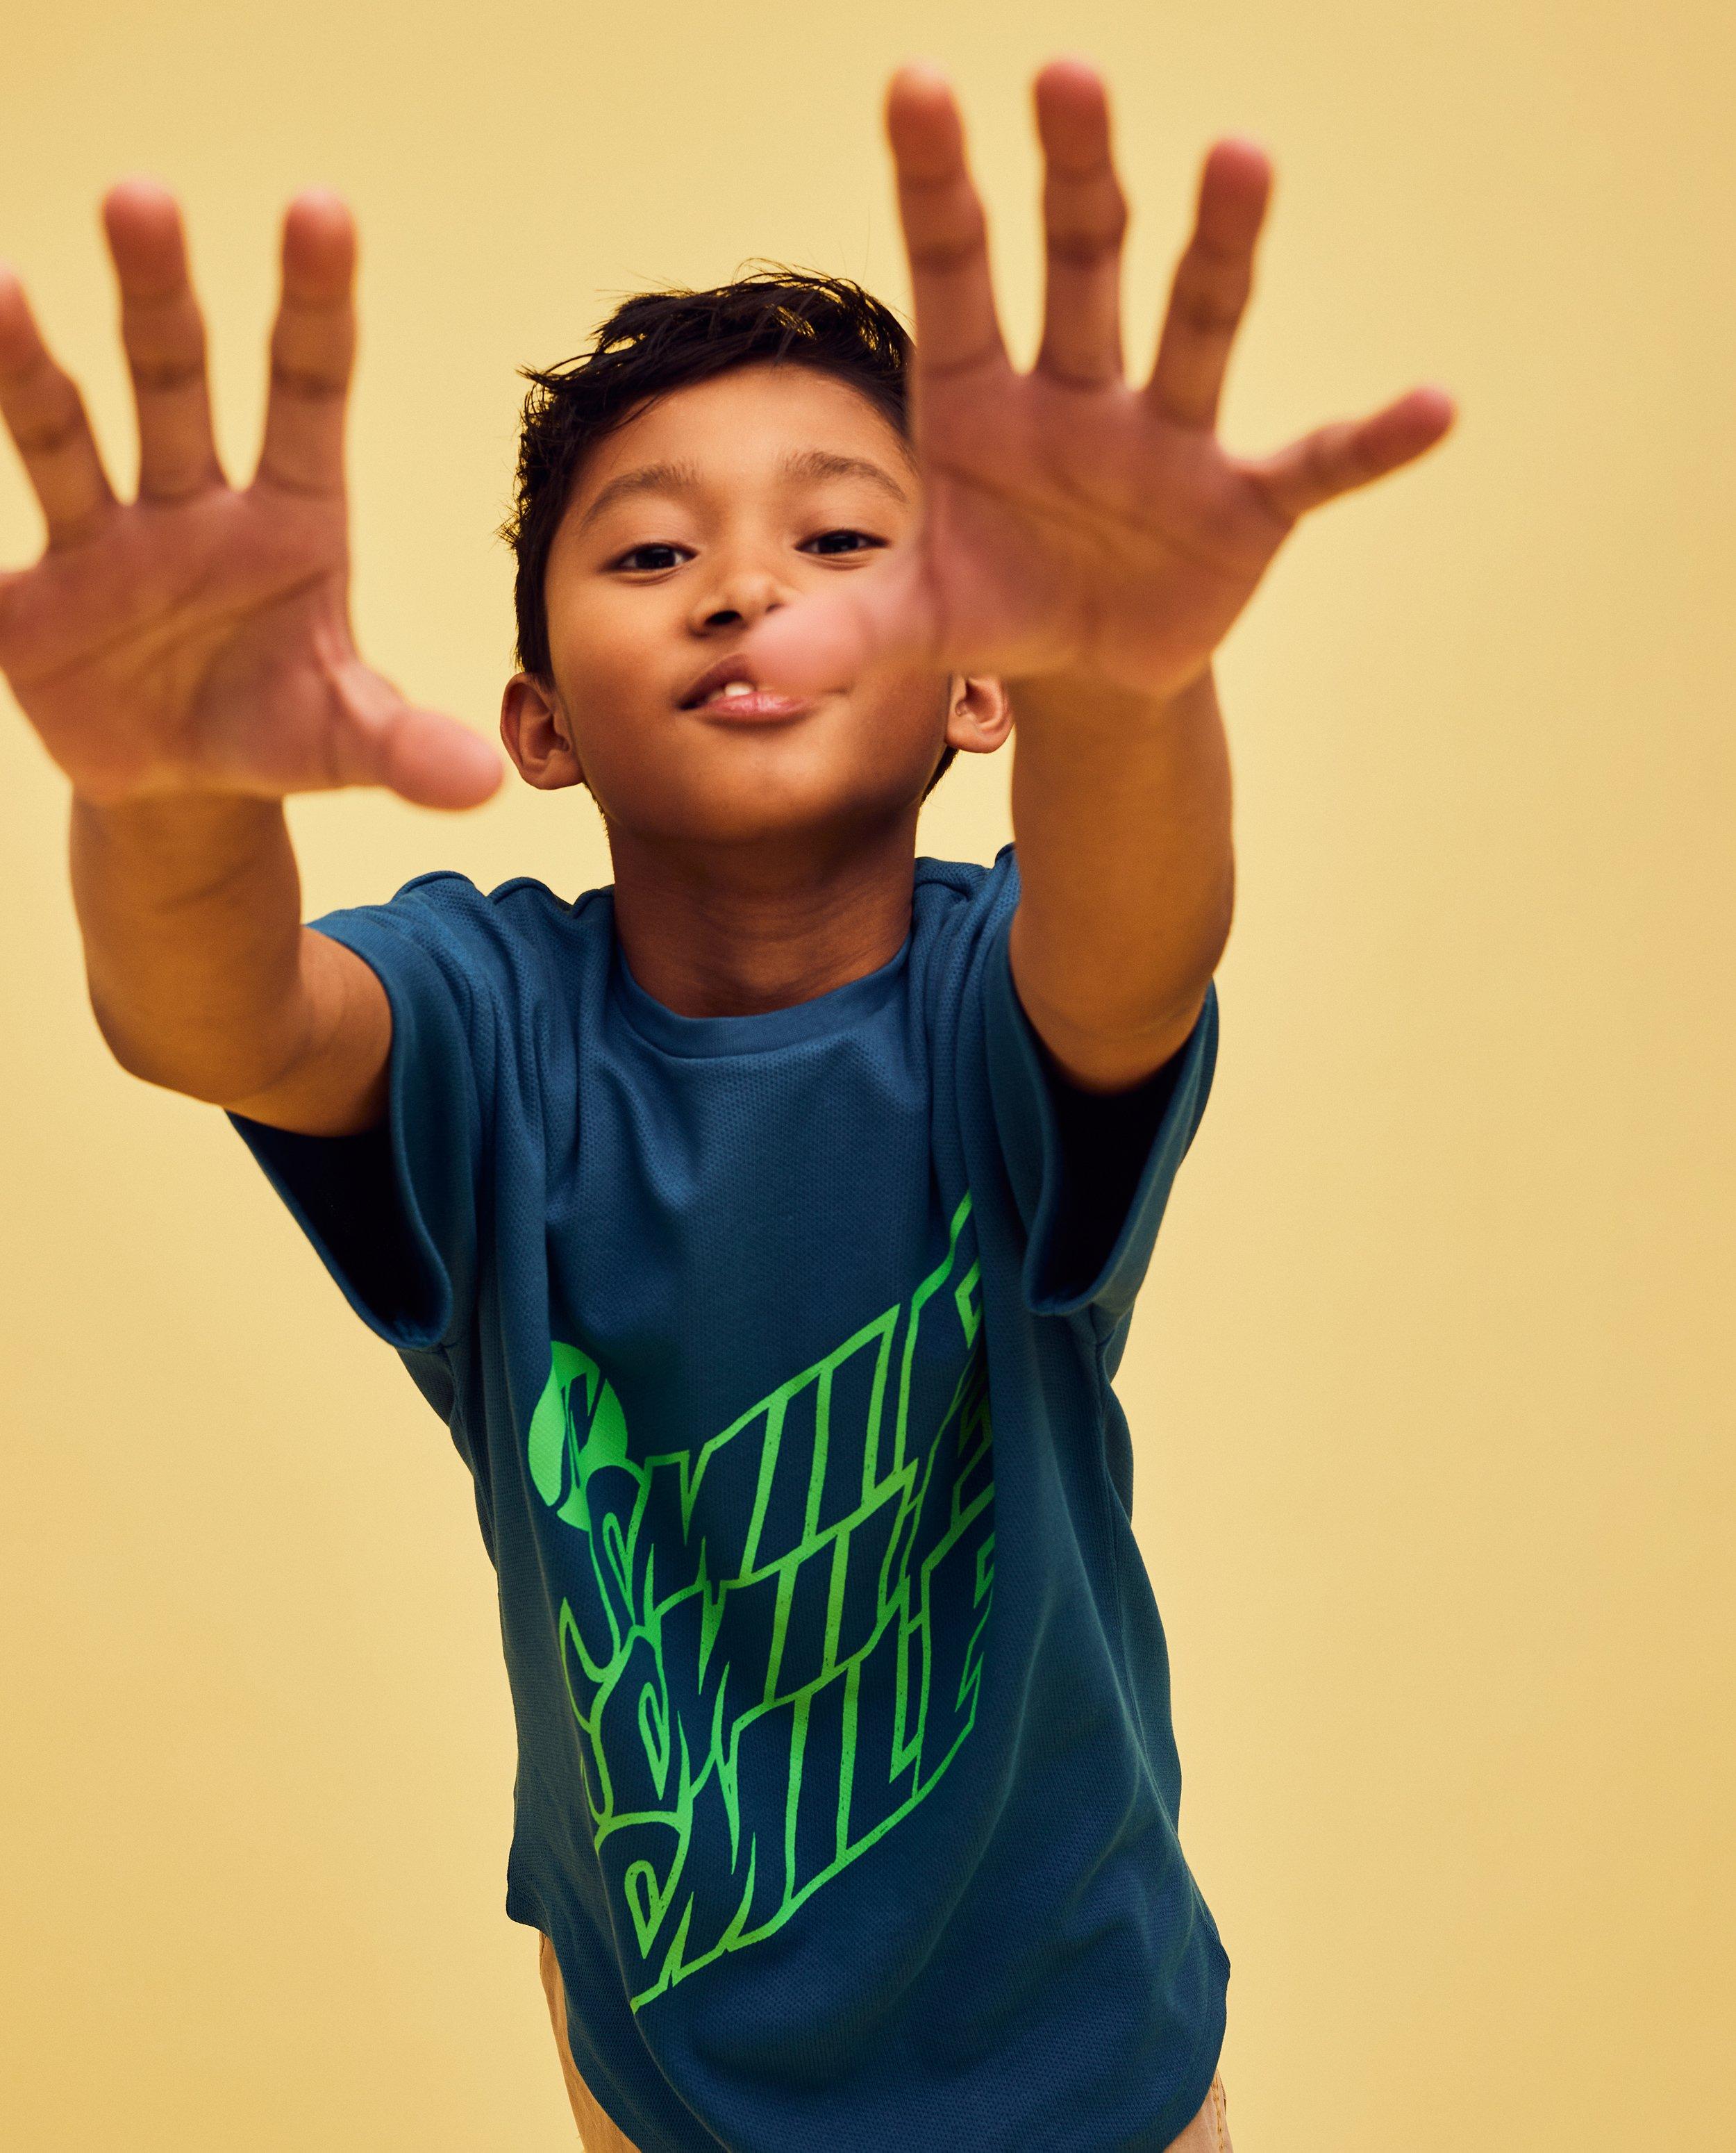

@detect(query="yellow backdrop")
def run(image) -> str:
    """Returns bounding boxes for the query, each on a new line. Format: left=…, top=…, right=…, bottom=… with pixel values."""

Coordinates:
left=3, top=1, right=1732, bottom=2147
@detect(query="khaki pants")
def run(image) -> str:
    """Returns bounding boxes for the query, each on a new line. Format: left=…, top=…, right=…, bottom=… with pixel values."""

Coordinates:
left=537, top=1931, right=1234, bottom=2152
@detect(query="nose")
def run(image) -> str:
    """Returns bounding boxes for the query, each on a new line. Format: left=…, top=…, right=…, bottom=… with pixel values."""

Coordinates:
left=689, top=557, right=794, bottom=634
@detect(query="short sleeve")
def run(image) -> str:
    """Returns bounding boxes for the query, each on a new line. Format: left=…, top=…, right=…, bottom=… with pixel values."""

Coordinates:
left=226, top=872, right=512, bottom=1354
left=980, top=908, right=1218, bottom=1326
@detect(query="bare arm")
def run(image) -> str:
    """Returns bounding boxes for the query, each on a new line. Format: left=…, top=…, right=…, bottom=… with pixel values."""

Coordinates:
left=69, top=794, right=390, bottom=1131
left=0, top=183, right=499, bottom=1133
left=1007, top=667, right=1232, bottom=1092
left=739, top=60, right=1452, bottom=1091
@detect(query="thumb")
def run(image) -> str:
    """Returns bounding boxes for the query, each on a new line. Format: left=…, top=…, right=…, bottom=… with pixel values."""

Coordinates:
left=741, top=552, right=937, bottom=695
left=375, top=704, right=505, bottom=811
left=332, top=657, right=503, bottom=809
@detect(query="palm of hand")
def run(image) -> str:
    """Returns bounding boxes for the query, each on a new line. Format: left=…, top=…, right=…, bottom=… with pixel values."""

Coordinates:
left=746, top=61, right=1453, bottom=704
left=0, top=484, right=353, bottom=801
left=0, top=186, right=499, bottom=810
left=892, top=367, right=1287, bottom=699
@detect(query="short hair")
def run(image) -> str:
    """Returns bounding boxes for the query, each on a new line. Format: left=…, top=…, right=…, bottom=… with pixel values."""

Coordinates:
left=499, top=264, right=957, bottom=796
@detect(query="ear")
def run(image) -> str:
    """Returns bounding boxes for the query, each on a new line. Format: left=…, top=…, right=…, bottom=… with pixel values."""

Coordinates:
left=944, top=674, right=1015, bottom=756
left=501, top=672, right=586, bottom=791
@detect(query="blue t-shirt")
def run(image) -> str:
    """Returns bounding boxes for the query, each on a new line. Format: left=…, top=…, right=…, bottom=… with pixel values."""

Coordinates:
left=229, top=842, right=1228, bottom=2153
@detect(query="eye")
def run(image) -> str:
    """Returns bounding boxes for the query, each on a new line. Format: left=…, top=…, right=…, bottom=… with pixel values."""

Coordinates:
left=608, top=530, right=886, bottom=572
left=801, top=529, right=887, bottom=557
left=609, top=542, right=691, bottom=573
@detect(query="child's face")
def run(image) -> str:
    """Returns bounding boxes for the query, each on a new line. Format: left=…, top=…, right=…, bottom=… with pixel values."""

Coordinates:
left=500, top=360, right=1010, bottom=845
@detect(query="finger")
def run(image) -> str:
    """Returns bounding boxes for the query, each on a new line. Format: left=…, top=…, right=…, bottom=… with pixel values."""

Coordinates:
left=1248, top=385, right=1456, bottom=524
left=256, top=191, right=356, bottom=497
left=0, top=565, right=27, bottom=651
left=101, top=179, right=224, bottom=501
left=737, top=549, right=941, bottom=697
left=1033, top=57, right=1128, bottom=388
left=885, top=64, right=1008, bottom=385
left=329, top=656, right=503, bottom=809
left=0, top=265, right=117, bottom=547
left=1146, top=140, right=1271, bottom=431
left=375, top=706, right=506, bottom=810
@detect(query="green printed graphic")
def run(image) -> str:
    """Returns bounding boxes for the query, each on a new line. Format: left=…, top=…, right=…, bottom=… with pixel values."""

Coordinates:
left=526, top=1193, right=994, bottom=2009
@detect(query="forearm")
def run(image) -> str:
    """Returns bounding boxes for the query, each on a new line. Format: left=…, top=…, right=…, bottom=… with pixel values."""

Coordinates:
left=1007, top=666, right=1233, bottom=1087
left=69, top=792, right=319, bottom=1106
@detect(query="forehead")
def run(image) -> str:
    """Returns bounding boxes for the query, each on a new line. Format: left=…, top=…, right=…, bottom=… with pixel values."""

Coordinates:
left=564, top=360, right=913, bottom=521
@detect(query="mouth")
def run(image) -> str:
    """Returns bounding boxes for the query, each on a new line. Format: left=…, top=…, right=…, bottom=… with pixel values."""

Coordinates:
left=689, top=687, right=822, bottom=724
left=678, top=654, right=825, bottom=724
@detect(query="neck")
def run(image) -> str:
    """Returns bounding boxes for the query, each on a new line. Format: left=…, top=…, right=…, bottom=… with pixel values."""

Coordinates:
left=604, top=812, right=921, bottom=1019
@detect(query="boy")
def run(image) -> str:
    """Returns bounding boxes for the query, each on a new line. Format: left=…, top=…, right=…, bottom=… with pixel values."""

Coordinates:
left=0, top=55, right=1450, bottom=2153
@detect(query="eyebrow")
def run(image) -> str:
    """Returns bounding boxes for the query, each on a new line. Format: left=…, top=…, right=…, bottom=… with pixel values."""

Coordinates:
left=573, top=446, right=910, bottom=533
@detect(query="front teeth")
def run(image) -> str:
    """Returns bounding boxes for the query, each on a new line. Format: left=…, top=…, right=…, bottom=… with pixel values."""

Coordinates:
left=717, top=680, right=755, bottom=698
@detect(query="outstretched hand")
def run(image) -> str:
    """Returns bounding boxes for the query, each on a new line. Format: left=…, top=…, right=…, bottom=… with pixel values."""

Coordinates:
left=0, top=183, right=501, bottom=810
left=740, top=58, right=1454, bottom=706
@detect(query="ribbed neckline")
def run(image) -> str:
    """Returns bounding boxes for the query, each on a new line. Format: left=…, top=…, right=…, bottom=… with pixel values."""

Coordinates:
left=606, top=897, right=914, bottom=1059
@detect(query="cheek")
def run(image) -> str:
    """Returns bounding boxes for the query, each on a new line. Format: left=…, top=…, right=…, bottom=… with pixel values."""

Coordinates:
left=550, top=604, right=635, bottom=695
left=856, top=667, right=954, bottom=747
left=546, top=605, right=669, bottom=743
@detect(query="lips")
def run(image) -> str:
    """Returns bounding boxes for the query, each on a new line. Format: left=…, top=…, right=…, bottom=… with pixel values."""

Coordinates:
left=694, top=691, right=818, bottom=725
left=678, top=651, right=819, bottom=722
left=679, top=652, right=760, bottom=708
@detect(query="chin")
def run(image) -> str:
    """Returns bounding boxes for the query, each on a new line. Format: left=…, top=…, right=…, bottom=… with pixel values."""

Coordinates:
left=628, top=758, right=928, bottom=849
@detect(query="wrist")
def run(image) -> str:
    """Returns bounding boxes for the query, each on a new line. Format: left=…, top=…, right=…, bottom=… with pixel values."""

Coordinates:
left=70, top=786, right=285, bottom=846
left=1010, top=660, right=1217, bottom=737
left=70, top=788, right=294, bottom=922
